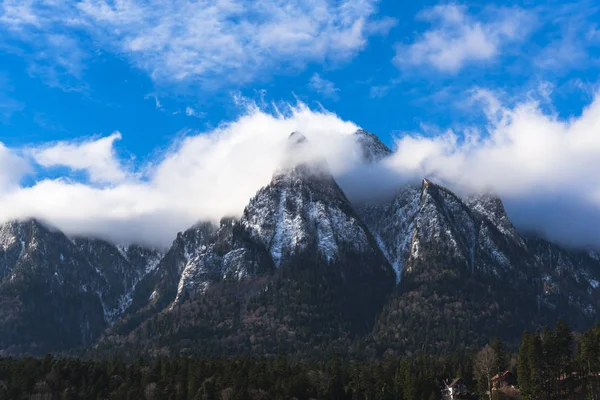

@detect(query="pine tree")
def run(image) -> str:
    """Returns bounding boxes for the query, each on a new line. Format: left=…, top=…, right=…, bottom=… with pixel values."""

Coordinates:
left=400, top=359, right=415, bottom=400
left=393, top=365, right=403, bottom=399
left=518, top=331, right=533, bottom=399
left=579, top=327, right=600, bottom=400
left=327, top=354, right=345, bottom=400
left=529, top=332, right=543, bottom=400
left=491, top=336, right=506, bottom=376
left=542, top=326, right=557, bottom=399
left=554, top=319, right=573, bottom=396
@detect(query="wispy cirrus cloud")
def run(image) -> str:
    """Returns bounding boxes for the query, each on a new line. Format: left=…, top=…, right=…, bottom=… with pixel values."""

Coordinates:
left=0, top=95, right=23, bottom=120
left=309, top=73, right=340, bottom=100
left=0, top=73, right=24, bottom=120
left=0, top=0, right=393, bottom=89
left=369, top=85, right=389, bottom=99
left=394, top=4, right=533, bottom=73
left=0, top=1, right=89, bottom=91
left=184, top=106, right=204, bottom=118
left=534, top=3, right=600, bottom=73
left=145, top=93, right=162, bottom=110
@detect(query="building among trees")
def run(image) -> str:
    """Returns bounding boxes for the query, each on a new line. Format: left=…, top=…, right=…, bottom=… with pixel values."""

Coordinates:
left=442, top=377, right=470, bottom=399
left=491, top=370, right=515, bottom=390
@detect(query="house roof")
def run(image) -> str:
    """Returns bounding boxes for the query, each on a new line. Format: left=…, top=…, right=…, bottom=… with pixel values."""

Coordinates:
left=492, top=371, right=512, bottom=381
left=448, top=378, right=464, bottom=387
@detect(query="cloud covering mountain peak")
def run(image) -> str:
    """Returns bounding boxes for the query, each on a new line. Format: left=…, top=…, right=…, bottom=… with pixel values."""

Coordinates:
left=1, top=91, right=600, bottom=250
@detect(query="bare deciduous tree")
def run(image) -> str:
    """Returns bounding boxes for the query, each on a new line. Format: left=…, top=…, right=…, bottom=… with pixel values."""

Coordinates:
left=475, top=344, right=498, bottom=399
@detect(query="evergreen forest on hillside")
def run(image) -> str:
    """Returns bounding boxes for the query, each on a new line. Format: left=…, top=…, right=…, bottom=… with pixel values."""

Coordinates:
left=4, top=321, right=600, bottom=400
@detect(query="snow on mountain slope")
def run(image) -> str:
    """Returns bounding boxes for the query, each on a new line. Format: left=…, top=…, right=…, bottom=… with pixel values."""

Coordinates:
left=407, top=179, right=478, bottom=273
left=137, top=132, right=394, bottom=316
left=124, top=216, right=274, bottom=318
left=238, top=131, right=392, bottom=279
left=0, top=221, right=26, bottom=280
left=241, top=164, right=376, bottom=268
left=359, top=179, right=533, bottom=281
left=0, top=219, right=108, bottom=354
left=526, top=236, right=600, bottom=315
left=359, top=177, right=600, bottom=325
left=467, top=193, right=524, bottom=246
left=126, top=221, right=220, bottom=313
left=73, top=238, right=162, bottom=322
left=357, top=185, right=421, bottom=282
left=172, top=218, right=273, bottom=306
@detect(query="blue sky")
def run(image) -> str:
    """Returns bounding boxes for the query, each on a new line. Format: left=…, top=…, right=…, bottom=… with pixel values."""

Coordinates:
left=1, top=0, right=600, bottom=247
left=2, top=0, right=598, bottom=151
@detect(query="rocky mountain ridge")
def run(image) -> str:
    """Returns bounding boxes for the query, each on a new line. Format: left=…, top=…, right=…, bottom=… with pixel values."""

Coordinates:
left=0, top=129, right=599, bottom=356
left=0, top=219, right=162, bottom=354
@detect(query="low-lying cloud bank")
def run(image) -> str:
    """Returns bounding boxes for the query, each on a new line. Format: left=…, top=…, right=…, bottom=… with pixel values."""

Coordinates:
left=1, top=91, right=600, bottom=249
left=0, top=103, right=367, bottom=247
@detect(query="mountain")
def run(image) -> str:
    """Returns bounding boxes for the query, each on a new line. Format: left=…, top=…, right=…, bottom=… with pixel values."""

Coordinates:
left=72, top=237, right=162, bottom=322
left=358, top=179, right=600, bottom=353
left=237, top=136, right=395, bottom=331
left=354, top=128, right=392, bottom=162
left=2, top=129, right=600, bottom=359
left=0, top=219, right=161, bottom=355
left=96, top=132, right=395, bottom=357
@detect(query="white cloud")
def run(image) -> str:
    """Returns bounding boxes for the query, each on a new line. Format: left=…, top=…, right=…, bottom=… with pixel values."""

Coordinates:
left=0, top=102, right=363, bottom=247
left=0, top=0, right=41, bottom=29
left=185, top=106, right=204, bottom=118
left=394, top=4, right=532, bottom=72
left=0, top=0, right=391, bottom=88
left=309, top=73, right=340, bottom=100
left=31, top=132, right=129, bottom=185
left=0, top=144, right=30, bottom=192
left=145, top=93, right=162, bottom=109
left=385, top=87, right=600, bottom=246
left=2, top=90, right=600, bottom=249
left=365, top=15, right=397, bottom=35
left=0, top=1, right=90, bottom=91
left=534, top=8, right=596, bottom=72
left=369, top=85, right=389, bottom=98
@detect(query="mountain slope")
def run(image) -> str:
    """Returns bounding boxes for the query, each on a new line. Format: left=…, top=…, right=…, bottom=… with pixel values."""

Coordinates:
left=97, top=132, right=395, bottom=357
left=0, top=220, right=106, bottom=355
left=73, top=237, right=162, bottom=322
left=0, top=220, right=162, bottom=355
left=354, top=129, right=392, bottom=162
left=359, top=179, right=600, bottom=353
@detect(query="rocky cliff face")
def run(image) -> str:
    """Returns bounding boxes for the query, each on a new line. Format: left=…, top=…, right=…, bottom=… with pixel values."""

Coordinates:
left=0, top=220, right=107, bottom=354
left=0, top=219, right=161, bottom=355
left=354, top=129, right=393, bottom=163
left=72, top=237, right=162, bottom=322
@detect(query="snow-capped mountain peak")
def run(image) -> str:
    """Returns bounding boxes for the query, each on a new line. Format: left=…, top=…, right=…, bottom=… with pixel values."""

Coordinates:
left=241, top=149, right=386, bottom=271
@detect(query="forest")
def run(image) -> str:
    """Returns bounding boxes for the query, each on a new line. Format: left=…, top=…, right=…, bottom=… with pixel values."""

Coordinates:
left=2, top=320, right=600, bottom=400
